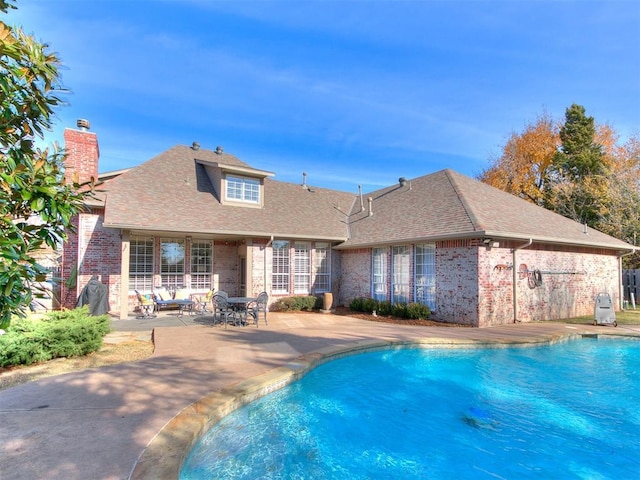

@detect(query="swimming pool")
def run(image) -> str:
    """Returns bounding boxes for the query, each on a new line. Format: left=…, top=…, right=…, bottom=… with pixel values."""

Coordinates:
left=181, top=337, right=640, bottom=479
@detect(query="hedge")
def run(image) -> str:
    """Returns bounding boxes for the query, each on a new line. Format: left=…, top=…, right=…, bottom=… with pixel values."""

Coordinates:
left=0, top=306, right=110, bottom=367
left=349, top=297, right=430, bottom=320
left=271, top=295, right=323, bottom=312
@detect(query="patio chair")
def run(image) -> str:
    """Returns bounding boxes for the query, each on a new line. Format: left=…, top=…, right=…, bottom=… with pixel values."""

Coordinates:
left=247, top=291, right=269, bottom=327
left=212, top=292, right=238, bottom=328
left=192, top=289, right=215, bottom=314
left=135, top=290, right=156, bottom=319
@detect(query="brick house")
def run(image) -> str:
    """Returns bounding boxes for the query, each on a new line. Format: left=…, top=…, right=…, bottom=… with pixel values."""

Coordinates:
left=60, top=122, right=635, bottom=327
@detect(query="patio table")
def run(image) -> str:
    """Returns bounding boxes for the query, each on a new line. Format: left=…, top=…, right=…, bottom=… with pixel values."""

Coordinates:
left=227, top=297, right=257, bottom=325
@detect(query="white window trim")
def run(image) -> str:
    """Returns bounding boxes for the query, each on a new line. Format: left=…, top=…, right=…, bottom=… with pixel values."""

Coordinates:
left=224, top=175, right=261, bottom=205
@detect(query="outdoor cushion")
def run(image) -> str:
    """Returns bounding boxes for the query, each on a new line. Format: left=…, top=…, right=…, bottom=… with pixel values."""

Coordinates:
left=154, top=288, right=171, bottom=301
left=174, top=288, right=190, bottom=300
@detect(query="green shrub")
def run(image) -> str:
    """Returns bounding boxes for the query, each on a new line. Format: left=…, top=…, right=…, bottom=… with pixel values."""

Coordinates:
left=377, top=300, right=393, bottom=316
left=391, top=302, right=409, bottom=318
left=349, top=297, right=380, bottom=313
left=406, top=302, right=431, bottom=320
left=0, top=306, right=110, bottom=367
left=349, top=297, right=366, bottom=312
left=349, top=297, right=430, bottom=320
left=272, top=296, right=321, bottom=312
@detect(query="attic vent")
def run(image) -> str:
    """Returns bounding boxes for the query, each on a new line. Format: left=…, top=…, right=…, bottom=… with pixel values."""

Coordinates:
left=191, top=141, right=200, bottom=150
left=77, top=119, right=90, bottom=131
left=215, top=146, right=224, bottom=155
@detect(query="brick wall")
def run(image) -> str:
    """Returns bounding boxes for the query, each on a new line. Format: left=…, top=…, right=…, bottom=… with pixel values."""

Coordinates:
left=339, top=239, right=621, bottom=327
left=339, top=248, right=372, bottom=305
left=509, top=246, right=618, bottom=325
left=61, top=209, right=122, bottom=312
left=63, top=128, right=99, bottom=186
left=213, top=241, right=240, bottom=296
left=435, top=240, right=480, bottom=326
left=249, top=239, right=267, bottom=295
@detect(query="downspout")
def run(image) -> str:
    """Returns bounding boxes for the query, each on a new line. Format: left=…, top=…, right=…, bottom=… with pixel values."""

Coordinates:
left=618, top=249, right=635, bottom=310
left=512, top=239, right=533, bottom=323
left=264, top=236, right=274, bottom=294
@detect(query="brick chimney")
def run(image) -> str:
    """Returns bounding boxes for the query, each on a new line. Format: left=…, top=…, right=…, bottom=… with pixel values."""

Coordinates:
left=64, top=119, right=99, bottom=185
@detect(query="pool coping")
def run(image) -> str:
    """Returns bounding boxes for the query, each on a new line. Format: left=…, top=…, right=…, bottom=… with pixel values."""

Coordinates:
left=129, top=331, right=638, bottom=479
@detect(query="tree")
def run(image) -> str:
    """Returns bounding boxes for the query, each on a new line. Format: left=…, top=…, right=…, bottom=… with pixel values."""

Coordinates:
left=552, top=104, right=606, bottom=180
left=544, top=104, right=610, bottom=226
left=0, top=0, right=95, bottom=327
left=599, top=134, right=640, bottom=268
left=479, top=112, right=558, bottom=206
left=480, top=105, right=639, bottom=268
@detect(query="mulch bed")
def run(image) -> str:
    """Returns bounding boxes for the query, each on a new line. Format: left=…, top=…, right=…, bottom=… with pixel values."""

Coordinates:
left=331, top=306, right=471, bottom=328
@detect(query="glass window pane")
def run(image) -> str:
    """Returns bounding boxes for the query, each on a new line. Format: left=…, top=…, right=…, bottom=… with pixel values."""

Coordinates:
left=129, top=237, right=154, bottom=291
left=227, top=176, right=260, bottom=203
left=161, top=238, right=185, bottom=288
left=372, top=247, right=387, bottom=301
left=190, top=241, right=212, bottom=289
left=313, top=242, right=331, bottom=293
left=294, top=242, right=311, bottom=294
left=272, top=240, right=290, bottom=294
left=415, top=244, right=436, bottom=310
left=392, top=245, right=410, bottom=304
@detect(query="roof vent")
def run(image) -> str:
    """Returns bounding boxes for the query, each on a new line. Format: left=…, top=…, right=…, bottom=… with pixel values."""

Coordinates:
left=191, top=141, right=200, bottom=150
left=77, top=119, right=90, bottom=131
left=215, top=146, right=224, bottom=155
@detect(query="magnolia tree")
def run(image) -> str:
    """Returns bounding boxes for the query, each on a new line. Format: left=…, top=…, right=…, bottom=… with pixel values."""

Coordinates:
left=0, top=0, right=95, bottom=327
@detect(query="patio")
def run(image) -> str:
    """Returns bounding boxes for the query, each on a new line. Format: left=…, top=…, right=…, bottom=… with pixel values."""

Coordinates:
left=1, top=310, right=638, bottom=480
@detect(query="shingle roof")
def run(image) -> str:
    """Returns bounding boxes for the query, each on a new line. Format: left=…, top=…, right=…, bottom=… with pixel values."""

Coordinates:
left=101, top=147, right=633, bottom=252
left=102, top=145, right=356, bottom=240
left=341, top=169, right=634, bottom=251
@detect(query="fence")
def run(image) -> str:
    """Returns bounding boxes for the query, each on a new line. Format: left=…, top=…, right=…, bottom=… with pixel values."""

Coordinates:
left=622, top=270, right=639, bottom=308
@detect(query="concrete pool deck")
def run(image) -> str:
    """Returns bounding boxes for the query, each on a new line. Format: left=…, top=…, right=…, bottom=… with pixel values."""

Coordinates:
left=1, top=311, right=638, bottom=480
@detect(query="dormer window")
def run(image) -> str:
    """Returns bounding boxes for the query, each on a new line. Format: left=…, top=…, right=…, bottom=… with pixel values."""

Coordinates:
left=227, top=175, right=260, bottom=203
left=196, top=158, right=274, bottom=208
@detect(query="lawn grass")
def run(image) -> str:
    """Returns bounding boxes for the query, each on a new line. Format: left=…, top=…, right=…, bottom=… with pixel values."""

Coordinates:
left=559, top=308, right=640, bottom=325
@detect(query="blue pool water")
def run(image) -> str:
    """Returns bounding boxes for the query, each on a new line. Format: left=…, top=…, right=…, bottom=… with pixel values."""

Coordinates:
left=181, top=337, right=640, bottom=479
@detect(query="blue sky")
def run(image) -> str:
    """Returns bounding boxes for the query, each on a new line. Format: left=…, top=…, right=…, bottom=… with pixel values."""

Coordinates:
left=8, top=0, right=640, bottom=193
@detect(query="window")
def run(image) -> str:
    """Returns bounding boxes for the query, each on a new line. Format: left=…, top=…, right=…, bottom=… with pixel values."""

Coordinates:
left=190, top=241, right=212, bottom=290
left=294, top=242, right=311, bottom=294
left=313, top=242, right=331, bottom=293
left=272, top=240, right=290, bottom=294
left=160, top=238, right=185, bottom=288
left=372, top=247, right=387, bottom=301
left=129, top=237, right=153, bottom=291
left=415, top=244, right=436, bottom=310
left=392, top=245, right=410, bottom=304
left=226, top=175, right=260, bottom=203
